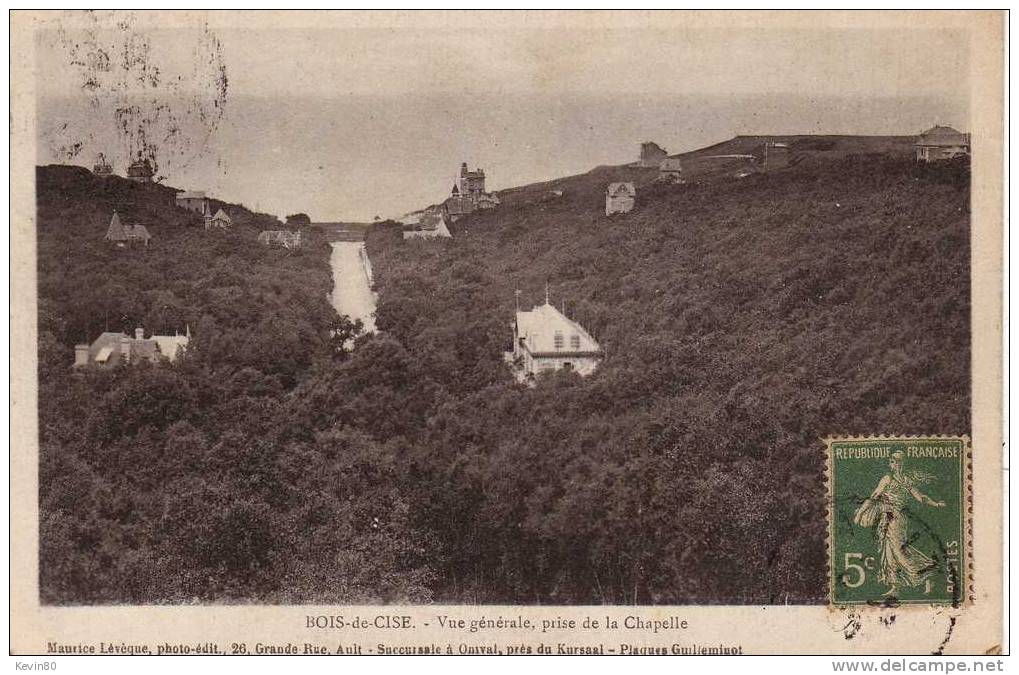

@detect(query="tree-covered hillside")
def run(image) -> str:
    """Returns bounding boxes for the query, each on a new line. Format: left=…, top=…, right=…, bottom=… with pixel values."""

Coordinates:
left=37, top=142, right=970, bottom=605
left=36, top=166, right=378, bottom=604
left=363, top=147, right=970, bottom=604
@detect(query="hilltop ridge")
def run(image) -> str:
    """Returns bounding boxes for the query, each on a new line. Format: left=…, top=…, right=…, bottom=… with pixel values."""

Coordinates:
left=492, top=134, right=919, bottom=205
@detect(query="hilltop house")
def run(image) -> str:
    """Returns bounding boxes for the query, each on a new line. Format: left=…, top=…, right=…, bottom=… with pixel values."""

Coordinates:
left=74, top=326, right=190, bottom=368
left=639, top=141, right=668, bottom=168
left=915, top=126, right=970, bottom=162
left=258, top=230, right=302, bottom=249
left=508, top=298, right=602, bottom=380
left=443, top=162, right=500, bottom=218
left=105, top=211, right=151, bottom=247
left=403, top=208, right=452, bottom=240
left=658, top=157, right=683, bottom=183
left=126, top=153, right=154, bottom=183
left=176, top=191, right=209, bottom=215
left=207, top=208, right=232, bottom=230
left=92, top=154, right=113, bottom=177
left=605, top=182, right=636, bottom=215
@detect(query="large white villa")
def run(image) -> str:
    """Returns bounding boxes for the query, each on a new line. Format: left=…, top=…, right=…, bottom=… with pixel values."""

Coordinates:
left=509, top=297, right=602, bottom=380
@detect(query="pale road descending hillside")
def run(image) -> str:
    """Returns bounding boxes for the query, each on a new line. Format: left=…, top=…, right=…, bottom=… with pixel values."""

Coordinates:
left=330, top=241, right=377, bottom=333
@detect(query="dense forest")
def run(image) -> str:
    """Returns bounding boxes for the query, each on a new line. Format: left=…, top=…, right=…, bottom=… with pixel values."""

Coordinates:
left=37, top=142, right=970, bottom=605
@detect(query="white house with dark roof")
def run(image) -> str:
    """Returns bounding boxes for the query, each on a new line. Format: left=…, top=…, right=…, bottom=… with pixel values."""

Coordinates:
left=509, top=297, right=602, bottom=380
left=915, top=125, right=970, bottom=162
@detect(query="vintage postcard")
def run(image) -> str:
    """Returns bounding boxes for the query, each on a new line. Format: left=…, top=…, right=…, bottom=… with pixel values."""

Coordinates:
left=9, top=10, right=1004, bottom=656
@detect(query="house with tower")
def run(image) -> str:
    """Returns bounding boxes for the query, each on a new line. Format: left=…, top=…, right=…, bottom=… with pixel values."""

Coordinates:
left=443, top=162, right=501, bottom=218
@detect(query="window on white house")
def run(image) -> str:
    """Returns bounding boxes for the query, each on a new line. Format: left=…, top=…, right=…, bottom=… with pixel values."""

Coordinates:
left=554, top=332, right=563, bottom=349
left=570, top=335, right=580, bottom=350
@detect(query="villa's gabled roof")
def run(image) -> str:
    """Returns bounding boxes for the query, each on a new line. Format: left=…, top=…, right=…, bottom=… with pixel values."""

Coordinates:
left=515, top=302, right=601, bottom=355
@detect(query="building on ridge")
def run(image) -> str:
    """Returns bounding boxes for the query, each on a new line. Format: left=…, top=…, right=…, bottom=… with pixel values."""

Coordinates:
left=915, top=125, right=970, bottom=162
left=639, top=141, right=668, bottom=168
left=93, top=153, right=113, bottom=177
left=126, top=152, right=155, bottom=183
left=443, top=162, right=500, bottom=219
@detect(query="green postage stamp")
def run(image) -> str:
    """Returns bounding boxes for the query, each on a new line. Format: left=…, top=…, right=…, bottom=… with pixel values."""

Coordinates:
left=826, top=436, right=971, bottom=606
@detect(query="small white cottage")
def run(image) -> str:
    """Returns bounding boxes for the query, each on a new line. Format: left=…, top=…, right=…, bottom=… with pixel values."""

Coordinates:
left=176, top=191, right=209, bottom=215
left=206, top=208, right=232, bottom=230
left=605, top=182, right=636, bottom=215
left=403, top=209, right=452, bottom=240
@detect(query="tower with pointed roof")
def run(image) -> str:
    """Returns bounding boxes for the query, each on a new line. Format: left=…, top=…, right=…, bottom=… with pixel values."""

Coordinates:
left=105, top=211, right=127, bottom=243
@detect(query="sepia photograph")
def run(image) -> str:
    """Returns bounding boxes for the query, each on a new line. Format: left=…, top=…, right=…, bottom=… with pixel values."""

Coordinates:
left=10, top=9, right=1005, bottom=658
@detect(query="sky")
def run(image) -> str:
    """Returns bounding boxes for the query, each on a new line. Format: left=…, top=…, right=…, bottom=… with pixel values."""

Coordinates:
left=34, top=11, right=971, bottom=221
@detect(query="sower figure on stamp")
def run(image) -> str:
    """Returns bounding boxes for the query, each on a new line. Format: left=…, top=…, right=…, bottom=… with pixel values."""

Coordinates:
left=853, top=451, right=946, bottom=597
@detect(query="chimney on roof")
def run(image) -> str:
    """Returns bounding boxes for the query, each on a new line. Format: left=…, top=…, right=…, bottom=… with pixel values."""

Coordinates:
left=74, top=344, right=89, bottom=367
left=135, top=327, right=144, bottom=340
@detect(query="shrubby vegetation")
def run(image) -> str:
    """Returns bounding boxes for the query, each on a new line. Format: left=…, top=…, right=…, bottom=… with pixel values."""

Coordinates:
left=38, top=150, right=969, bottom=605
